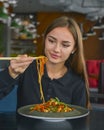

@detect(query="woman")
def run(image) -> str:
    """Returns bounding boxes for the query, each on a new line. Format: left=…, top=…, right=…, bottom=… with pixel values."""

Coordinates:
left=0, top=16, right=90, bottom=109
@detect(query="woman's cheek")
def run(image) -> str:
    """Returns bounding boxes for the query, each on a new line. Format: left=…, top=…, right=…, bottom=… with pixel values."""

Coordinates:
left=63, top=51, right=71, bottom=59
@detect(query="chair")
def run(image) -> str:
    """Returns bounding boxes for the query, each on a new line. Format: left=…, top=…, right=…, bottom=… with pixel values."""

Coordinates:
left=99, top=62, right=104, bottom=93
left=86, top=60, right=104, bottom=105
left=0, top=85, right=17, bottom=112
left=86, top=60, right=101, bottom=92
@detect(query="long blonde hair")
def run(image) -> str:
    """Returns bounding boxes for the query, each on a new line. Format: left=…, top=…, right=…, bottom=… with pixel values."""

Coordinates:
left=43, top=16, right=90, bottom=108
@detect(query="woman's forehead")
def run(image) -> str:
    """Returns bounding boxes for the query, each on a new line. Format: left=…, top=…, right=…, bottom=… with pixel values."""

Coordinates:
left=47, top=27, right=75, bottom=43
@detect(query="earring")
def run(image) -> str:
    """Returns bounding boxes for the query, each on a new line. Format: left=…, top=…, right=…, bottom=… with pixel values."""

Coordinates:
left=71, top=51, right=74, bottom=54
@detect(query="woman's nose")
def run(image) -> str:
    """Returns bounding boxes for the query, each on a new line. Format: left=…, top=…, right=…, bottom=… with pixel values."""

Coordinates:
left=54, top=44, right=61, bottom=52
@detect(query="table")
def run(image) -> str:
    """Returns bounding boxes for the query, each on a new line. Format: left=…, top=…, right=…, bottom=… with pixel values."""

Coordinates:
left=0, top=110, right=104, bottom=130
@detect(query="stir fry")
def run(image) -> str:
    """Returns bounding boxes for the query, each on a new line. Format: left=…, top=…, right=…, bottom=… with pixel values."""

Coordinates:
left=30, top=98, right=74, bottom=113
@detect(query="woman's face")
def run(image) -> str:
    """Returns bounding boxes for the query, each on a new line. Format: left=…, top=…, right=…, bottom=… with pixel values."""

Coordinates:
left=44, top=27, right=76, bottom=64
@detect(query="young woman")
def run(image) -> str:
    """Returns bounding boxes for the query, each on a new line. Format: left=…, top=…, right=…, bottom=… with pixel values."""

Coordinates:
left=0, top=16, right=90, bottom=109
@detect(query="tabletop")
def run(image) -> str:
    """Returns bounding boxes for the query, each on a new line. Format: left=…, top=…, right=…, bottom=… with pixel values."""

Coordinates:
left=0, top=110, right=104, bottom=130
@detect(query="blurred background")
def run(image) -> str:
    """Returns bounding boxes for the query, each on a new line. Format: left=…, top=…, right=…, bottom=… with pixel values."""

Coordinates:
left=0, top=0, right=103, bottom=60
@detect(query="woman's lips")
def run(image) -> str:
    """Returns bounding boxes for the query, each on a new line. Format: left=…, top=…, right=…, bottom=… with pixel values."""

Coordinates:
left=50, top=53, right=60, bottom=59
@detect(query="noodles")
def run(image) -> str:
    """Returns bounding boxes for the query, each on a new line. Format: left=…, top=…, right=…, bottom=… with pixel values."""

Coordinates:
left=36, top=56, right=48, bottom=103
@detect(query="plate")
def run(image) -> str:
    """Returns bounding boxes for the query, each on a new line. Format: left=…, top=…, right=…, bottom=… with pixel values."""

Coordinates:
left=18, top=104, right=89, bottom=122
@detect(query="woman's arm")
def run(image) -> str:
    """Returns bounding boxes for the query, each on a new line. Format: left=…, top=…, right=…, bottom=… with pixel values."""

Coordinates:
left=0, top=55, right=34, bottom=99
left=0, top=68, right=18, bottom=99
left=0, top=68, right=17, bottom=88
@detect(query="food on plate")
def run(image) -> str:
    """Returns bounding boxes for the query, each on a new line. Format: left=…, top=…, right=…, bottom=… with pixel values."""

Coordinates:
left=30, top=98, right=74, bottom=113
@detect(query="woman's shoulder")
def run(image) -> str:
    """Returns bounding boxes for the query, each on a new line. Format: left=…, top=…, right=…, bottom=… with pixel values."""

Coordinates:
left=67, top=68, right=82, bottom=80
left=66, top=68, right=85, bottom=85
left=67, top=69, right=85, bottom=88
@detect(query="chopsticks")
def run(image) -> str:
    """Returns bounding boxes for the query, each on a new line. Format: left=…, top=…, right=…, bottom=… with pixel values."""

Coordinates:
left=0, top=56, right=45, bottom=60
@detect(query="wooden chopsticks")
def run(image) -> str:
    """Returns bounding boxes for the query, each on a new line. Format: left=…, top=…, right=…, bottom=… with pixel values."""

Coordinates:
left=0, top=56, right=45, bottom=60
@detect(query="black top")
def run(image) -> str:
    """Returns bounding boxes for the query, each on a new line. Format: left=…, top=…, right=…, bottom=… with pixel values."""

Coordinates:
left=0, top=60, right=87, bottom=109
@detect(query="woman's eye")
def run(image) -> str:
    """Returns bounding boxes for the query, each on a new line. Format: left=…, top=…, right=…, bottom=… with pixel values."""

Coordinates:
left=48, top=39, right=55, bottom=43
left=62, top=44, right=70, bottom=48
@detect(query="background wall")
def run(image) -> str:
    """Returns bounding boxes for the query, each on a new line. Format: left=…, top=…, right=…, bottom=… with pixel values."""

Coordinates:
left=36, top=12, right=104, bottom=60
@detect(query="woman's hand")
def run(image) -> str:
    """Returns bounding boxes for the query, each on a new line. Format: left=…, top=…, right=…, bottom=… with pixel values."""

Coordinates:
left=8, top=54, right=34, bottom=79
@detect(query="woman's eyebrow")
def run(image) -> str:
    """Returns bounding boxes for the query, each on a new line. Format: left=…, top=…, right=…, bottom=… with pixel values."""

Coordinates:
left=48, top=35, right=72, bottom=44
left=48, top=36, right=71, bottom=43
left=47, top=35, right=56, bottom=40
left=62, top=41, right=71, bottom=44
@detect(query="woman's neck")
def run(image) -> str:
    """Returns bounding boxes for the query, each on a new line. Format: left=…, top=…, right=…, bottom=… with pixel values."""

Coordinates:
left=46, top=61, right=67, bottom=79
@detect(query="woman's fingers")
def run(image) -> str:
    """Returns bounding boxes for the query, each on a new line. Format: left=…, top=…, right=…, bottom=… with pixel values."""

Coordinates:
left=9, top=55, right=34, bottom=78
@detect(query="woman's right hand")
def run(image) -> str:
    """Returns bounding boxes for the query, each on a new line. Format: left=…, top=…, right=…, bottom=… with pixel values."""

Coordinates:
left=8, top=54, right=34, bottom=79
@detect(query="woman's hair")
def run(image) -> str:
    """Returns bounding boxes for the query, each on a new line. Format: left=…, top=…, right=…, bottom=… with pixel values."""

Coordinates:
left=43, top=16, right=90, bottom=108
